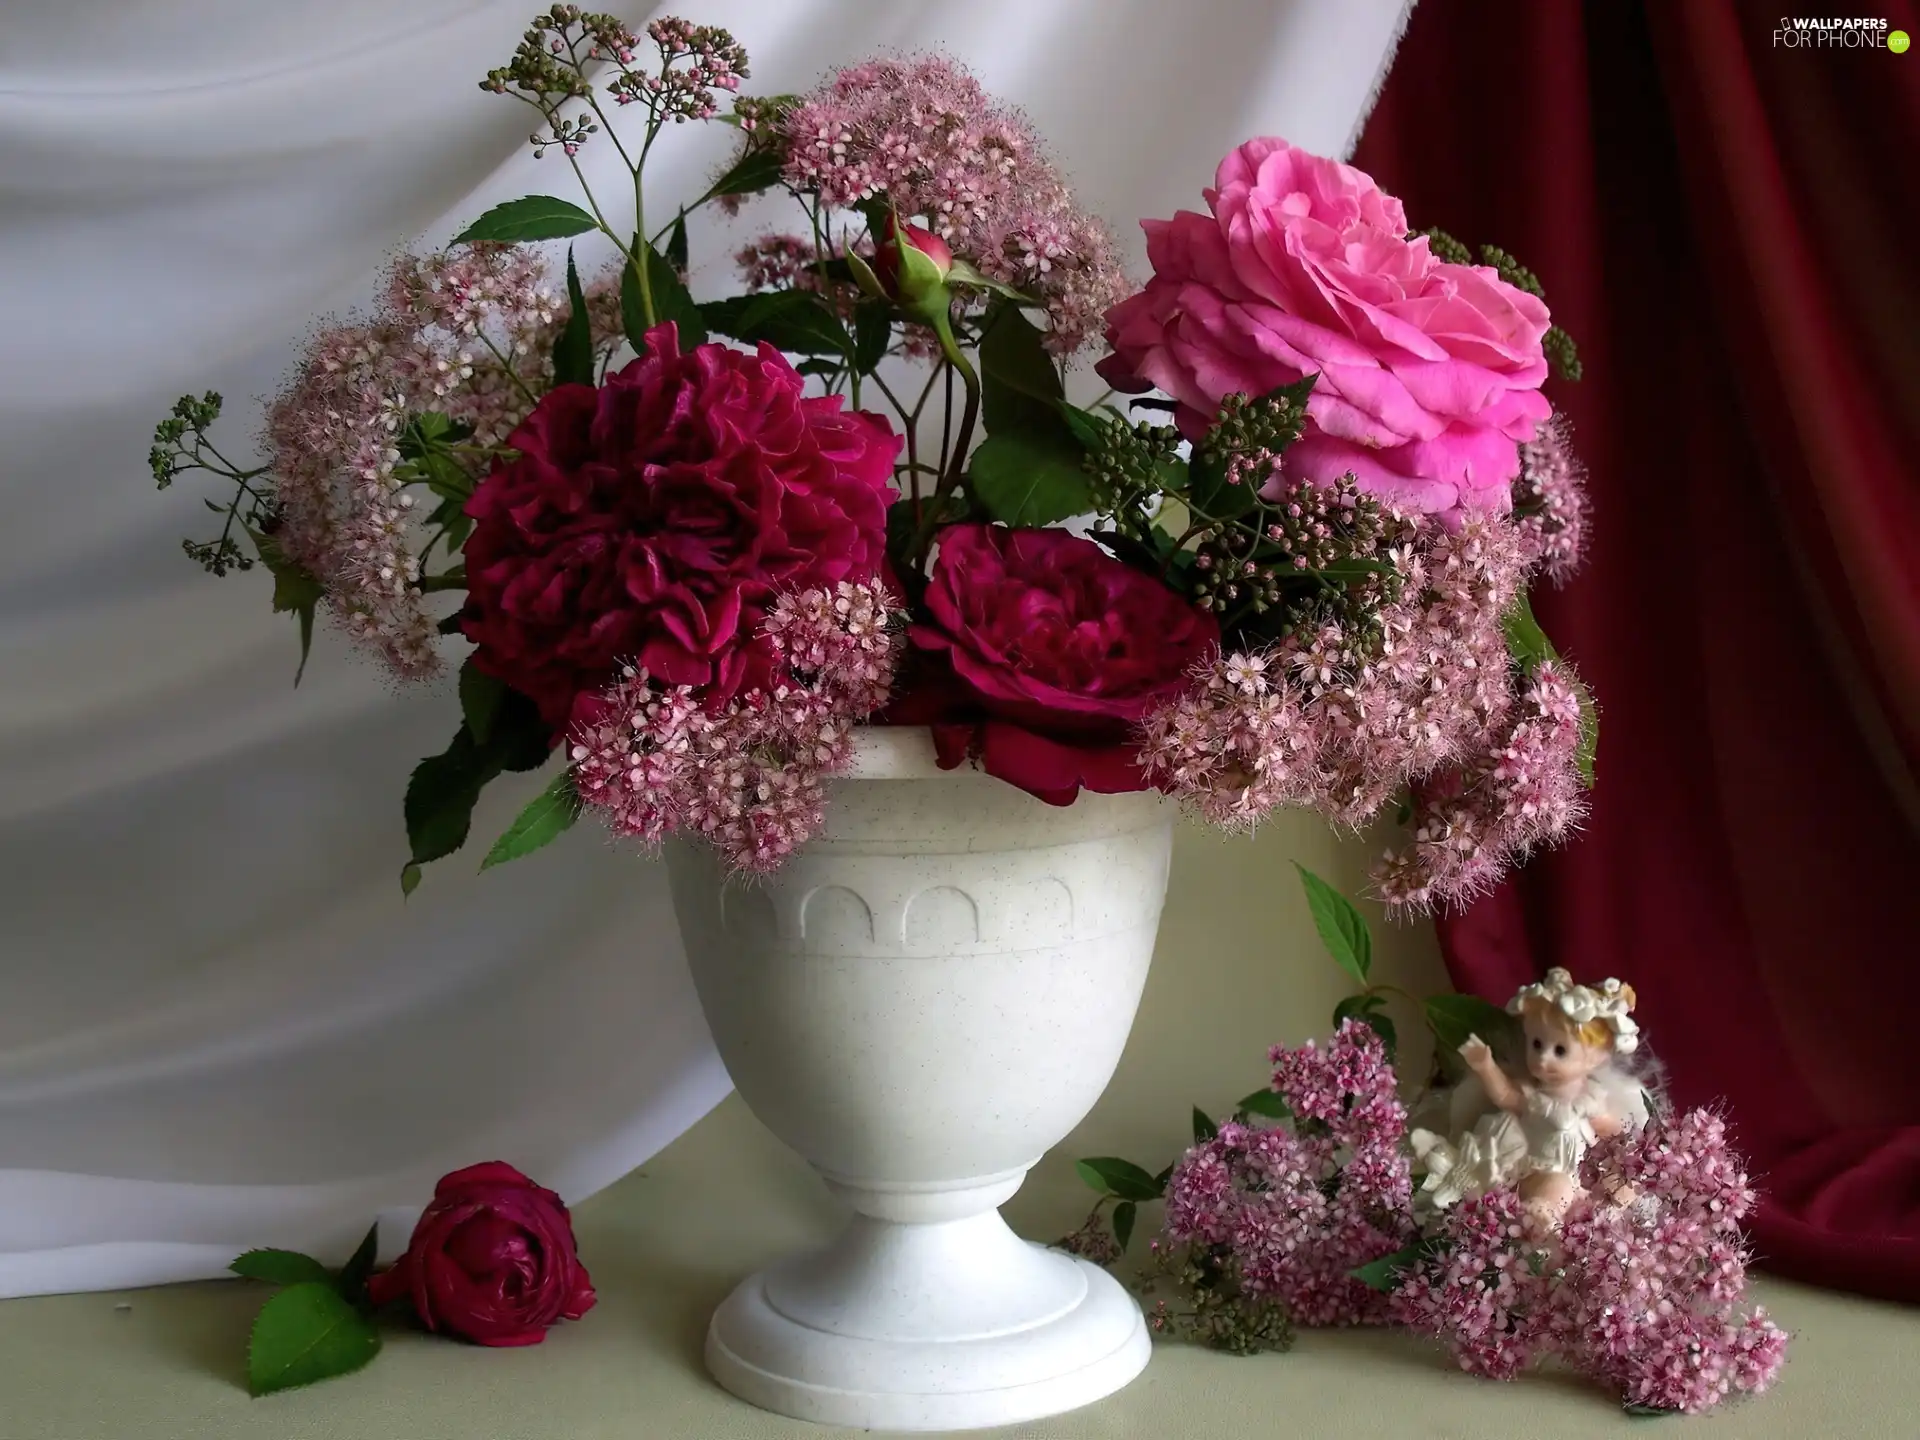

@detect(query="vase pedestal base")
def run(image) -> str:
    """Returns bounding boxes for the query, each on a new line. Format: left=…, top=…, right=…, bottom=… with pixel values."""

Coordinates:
left=703, top=1211, right=1150, bottom=1432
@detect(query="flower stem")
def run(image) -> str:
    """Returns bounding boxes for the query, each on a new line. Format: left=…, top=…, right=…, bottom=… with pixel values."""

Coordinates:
left=909, top=311, right=977, bottom=561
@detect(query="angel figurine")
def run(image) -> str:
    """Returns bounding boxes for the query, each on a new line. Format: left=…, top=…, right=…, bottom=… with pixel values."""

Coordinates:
left=1410, top=969, right=1650, bottom=1225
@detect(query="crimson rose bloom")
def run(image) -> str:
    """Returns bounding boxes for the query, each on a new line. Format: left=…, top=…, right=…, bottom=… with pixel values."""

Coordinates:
left=901, top=525, right=1218, bottom=804
left=368, top=1162, right=595, bottom=1347
left=460, top=323, right=899, bottom=731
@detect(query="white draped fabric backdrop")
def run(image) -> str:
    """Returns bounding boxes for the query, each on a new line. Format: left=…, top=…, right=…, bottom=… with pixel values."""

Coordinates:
left=0, top=0, right=1411, bottom=1298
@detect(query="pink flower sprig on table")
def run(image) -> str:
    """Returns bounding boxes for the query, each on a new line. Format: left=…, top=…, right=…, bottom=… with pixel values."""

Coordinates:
left=1391, top=1108, right=1788, bottom=1414
left=1155, top=1021, right=1415, bottom=1337
left=780, top=55, right=1126, bottom=351
left=569, top=580, right=901, bottom=872
left=1553, top=1110, right=1787, bottom=1414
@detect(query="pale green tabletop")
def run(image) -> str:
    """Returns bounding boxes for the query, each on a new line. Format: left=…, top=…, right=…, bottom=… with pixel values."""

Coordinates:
left=5, top=822, right=1913, bottom=1439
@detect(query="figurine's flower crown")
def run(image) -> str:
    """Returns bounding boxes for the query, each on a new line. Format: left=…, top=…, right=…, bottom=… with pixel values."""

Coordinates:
left=1509, top=967, right=1639, bottom=1054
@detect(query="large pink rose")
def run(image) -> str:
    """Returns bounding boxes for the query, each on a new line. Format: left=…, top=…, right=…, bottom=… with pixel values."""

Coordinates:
left=1099, top=138, right=1552, bottom=520
left=894, top=524, right=1218, bottom=805
left=460, top=323, right=899, bottom=731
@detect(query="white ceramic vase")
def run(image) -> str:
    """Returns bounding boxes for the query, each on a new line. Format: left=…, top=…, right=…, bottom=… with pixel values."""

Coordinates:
left=665, top=727, right=1174, bottom=1431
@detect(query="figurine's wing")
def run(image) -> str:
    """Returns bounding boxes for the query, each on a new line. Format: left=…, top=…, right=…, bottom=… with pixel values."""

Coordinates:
left=1593, top=1064, right=1655, bottom=1131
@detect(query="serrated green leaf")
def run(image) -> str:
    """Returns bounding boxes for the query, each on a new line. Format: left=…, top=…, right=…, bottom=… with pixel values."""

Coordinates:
left=1192, top=1106, right=1219, bottom=1143
left=1237, top=1088, right=1292, bottom=1120
left=943, top=256, right=1039, bottom=304
left=968, top=431, right=1096, bottom=527
left=403, top=691, right=552, bottom=869
left=1423, top=993, right=1515, bottom=1055
left=1074, top=1157, right=1164, bottom=1202
left=978, top=305, right=1065, bottom=435
left=230, top=1250, right=331, bottom=1287
left=1572, top=669, right=1599, bottom=787
left=1502, top=591, right=1556, bottom=673
left=853, top=300, right=891, bottom=374
left=552, top=249, right=594, bottom=388
left=335, top=1224, right=379, bottom=1308
left=1112, top=1201, right=1137, bottom=1254
left=246, top=527, right=324, bottom=687
left=1332, top=993, right=1397, bottom=1058
left=666, top=214, right=689, bottom=273
left=453, top=196, right=598, bottom=245
left=647, top=243, right=705, bottom=347
left=247, top=1281, right=381, bottom=1396
left=620, top=249, right=649, bottom=356
left=701, top=291, right=849, bottom=356
left=1349, top=1242, right=1424, bottom=1292
left=1186, top=449, right=1259, bottom=521
left=481, top=770, right=580, bottom=871
left=1058, top=403, right=1107, bottom=450
left=1293, top=863, right=1372, bottom=985
left=458, top=659, right=505, bottom=746
left=709, top=146, right=787, bottom=198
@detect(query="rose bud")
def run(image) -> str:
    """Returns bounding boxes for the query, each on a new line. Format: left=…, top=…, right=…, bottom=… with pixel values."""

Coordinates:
left=368, top=1161, right=596, bottom=1347
left=860, top=217, right=954, bottom=322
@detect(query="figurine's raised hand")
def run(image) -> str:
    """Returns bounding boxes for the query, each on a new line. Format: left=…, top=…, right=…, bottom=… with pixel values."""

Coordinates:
left=1459, top=1034, right=1494, bottom=1072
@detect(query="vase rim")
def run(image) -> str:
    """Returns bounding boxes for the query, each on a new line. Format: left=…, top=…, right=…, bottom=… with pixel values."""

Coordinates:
left=845, top=724, right=969, bottom=781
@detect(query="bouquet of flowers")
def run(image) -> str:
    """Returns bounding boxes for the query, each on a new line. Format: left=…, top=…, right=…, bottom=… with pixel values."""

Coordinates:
left=154, top=6, right=1595, bottom=912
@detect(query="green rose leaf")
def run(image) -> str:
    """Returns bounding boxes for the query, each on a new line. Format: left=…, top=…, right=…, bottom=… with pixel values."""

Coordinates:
left=399, top=862, right=423, bottom=897
left=245, top=527, right=324, bottom=687
left=1112, top=1200, right=1137, bottom=1254
left=700, top=291, right=849, bottom=357
left=458, top=659, right=505, bottom=746
left=1192, top=1105, right=1219, bottom=1143
left=453, top=196, right=598, bottom=245
left=1424, top=993, right=1515, bottom=1055
left=666, top=214, right=690, bottom=274
left=230, top=1250, right=331, bottom=1288
left=551, top=249, right=594, bottom=388
left=480, top=769, right=581, bottom=871
left=978, top=305, right=1066, bottom=435
left=709, top=146, right=787, bottom=198
left=967, top=431, right=1096, bottom=527
left=403, top=691, right=553, bottom=877
left=1074, top=1157, right=1164, bottom=1202
left=853, top=300, right=892, bottom=375
left=1293, top=863, right=1372, bottom=985
left=1333, top=993, right=1397, bottom=1058
left=647, top=242, right=705, bottom=347
left=247, top=1281, right=382, bottom=1397
left=1349, top=1242, right=1425, bottom=1293
left=1237, top=1088, right=1292, bottom=1120
left=1186, top=449, right=1259, bottom=522
left=335, top=1224, right=380, bottom=1309
left=1502, top=592, right=1598, bottom=785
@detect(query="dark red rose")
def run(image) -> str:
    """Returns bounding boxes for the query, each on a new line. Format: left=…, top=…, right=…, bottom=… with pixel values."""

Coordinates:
left=460, top=323, right=900, bottom=732
left=897, top=524, right=1218, bottom=804
left=367, top=1162, right=595, bottom=1347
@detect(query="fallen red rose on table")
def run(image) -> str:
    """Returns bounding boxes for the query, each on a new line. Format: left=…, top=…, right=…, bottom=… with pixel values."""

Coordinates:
left=369, top=1161, right=596, bottom=1347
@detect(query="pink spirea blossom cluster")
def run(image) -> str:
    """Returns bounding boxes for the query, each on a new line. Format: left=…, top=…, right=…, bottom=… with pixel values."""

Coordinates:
left=1513, top=412, right=1590, bottom=586
left=780, top=56, right=1126, bottom=351
left=264, top=247, right=618, bottom=677
left=1161, top=1021, right=1414, bottom=1328
left=1390, top=1110, right=1788, bottom=1413
left=1140, top=482, right=1588, bottom=912
left=568, top=580, right=899, bottom=871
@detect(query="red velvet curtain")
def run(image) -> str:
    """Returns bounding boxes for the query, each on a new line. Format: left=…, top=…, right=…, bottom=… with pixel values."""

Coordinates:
left=1354, top=0, right=1920, bottom=1302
